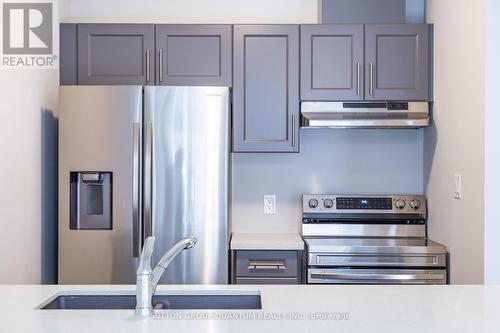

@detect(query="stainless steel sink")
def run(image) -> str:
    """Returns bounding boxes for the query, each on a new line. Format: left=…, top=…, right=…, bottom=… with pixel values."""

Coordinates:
left=40, top=294, right=262, bottom=310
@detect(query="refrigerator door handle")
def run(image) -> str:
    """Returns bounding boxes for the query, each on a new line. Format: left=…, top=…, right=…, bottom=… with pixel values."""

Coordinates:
left=132, top=122, right=142, bottom=257
left=143, top=122, right=153, bottom=240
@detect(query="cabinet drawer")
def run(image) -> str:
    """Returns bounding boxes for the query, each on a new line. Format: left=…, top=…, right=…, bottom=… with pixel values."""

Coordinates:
left=234, top=250, right=299, bottom=278
left=235, top=277, right=300, bottom=285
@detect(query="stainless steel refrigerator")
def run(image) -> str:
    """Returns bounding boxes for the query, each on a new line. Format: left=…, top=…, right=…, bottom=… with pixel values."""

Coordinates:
left=58, top=86, right=230, bottom=284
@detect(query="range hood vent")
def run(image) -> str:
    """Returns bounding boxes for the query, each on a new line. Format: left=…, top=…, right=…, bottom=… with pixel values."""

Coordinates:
left=301, top=101, right=429, bottom=128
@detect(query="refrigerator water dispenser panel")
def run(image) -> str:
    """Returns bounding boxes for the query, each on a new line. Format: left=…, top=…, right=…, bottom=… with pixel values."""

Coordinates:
left=70, top=172, right=112, bottom=230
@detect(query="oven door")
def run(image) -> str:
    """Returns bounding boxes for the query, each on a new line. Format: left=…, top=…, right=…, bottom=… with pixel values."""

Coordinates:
left=308, top=268, right=447, bottom=285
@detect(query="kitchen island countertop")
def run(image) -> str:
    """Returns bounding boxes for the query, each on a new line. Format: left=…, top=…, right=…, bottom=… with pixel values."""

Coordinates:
left=0, top=284, right=498, bottom=333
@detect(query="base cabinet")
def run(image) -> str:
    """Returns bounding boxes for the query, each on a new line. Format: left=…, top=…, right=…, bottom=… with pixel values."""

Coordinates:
left=235, top=277, right=300, bottom=285
left=232, top=250, right=303, bottom=284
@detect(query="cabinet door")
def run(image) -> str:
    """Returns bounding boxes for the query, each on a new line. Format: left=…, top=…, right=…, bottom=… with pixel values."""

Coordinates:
left=233, top=25, right=299, bottom=152
left=77, top=24, right=155, bottom=85
left=365, top=24, right=429, bottom=100
left=301, top=24, right=364, bottom=101
left=155, top=25, right=232, bottom=86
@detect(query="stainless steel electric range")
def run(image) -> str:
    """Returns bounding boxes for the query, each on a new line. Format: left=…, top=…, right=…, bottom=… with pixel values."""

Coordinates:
left=302, top=194, right=448, bottom=285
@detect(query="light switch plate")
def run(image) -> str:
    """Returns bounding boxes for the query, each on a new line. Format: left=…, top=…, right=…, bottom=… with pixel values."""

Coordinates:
left=264, top=195, right=276, bottom=215
left=454, top=174, right=462, bottom=199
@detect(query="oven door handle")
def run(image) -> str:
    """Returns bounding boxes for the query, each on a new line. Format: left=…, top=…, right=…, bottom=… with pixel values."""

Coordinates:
left=310, top=271, right=445, bottom=281
left=313, top=254, right=444, bottom=267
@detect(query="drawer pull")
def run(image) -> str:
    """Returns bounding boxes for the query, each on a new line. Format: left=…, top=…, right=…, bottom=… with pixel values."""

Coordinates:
left=248, top=260, right=286, bottom=271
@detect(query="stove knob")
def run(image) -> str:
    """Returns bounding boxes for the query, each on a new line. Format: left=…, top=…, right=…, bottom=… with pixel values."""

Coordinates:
left=308, top=199, right=319, bottom=208
left=395, top=199, right=406, bottom=209
left=324, top=199, right=334, bottom=208
left=410, top=200, right=421, bottom=210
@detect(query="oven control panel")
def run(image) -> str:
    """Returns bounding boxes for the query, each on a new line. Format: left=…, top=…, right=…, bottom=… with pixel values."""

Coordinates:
left=336, top=197, right=392, bottom=210
left=302, top=194, right=426, bottom=214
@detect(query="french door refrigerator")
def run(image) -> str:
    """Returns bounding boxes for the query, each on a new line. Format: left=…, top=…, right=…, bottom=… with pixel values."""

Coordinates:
left=58, top=86, right=230, bottom=284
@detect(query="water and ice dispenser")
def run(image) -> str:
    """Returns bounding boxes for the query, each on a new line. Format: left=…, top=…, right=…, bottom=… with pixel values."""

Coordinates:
left=70, top=172, right=112, bottom=230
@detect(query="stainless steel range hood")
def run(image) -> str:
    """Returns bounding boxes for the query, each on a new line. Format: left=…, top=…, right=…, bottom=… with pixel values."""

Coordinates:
left=301, top=101, right=429, bottom=128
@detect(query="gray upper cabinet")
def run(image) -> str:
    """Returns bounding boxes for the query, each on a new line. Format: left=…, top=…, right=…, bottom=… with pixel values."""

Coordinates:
left=60, top=24, right=77, bottom=85
left=233, top=25, right=299, bottom=153
left=365, top=24, right=430, bottom=101
left=155, top=25, right=232, bottom=86
left=301, top=24, right=364, bottom=101
left=77, top=24, right=155, bottom=85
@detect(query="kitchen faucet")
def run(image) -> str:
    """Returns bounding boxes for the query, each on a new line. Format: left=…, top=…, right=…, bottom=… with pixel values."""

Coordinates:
left=135, top=236, right=197, bottom=316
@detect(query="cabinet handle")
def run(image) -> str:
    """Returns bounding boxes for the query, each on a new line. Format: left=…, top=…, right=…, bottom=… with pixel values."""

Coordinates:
left=356, top=61, right=360, bottom=96
left=291, top=115, right=296, bottom=148
left=369, top=61, right=374, bottom=95
left=248, top=260, right=287, bottom=271
left=145, top=49, right=150, bottom=83
left=159, top=49, right=164, bottom=82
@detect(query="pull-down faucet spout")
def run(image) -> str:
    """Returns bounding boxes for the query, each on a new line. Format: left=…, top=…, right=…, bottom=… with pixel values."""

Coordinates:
left=135, top=236, right=197, bottom=316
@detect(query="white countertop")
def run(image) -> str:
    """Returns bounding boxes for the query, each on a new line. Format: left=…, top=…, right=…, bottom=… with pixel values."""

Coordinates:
left=1, top=284, right=499, bottom=333
left=230, top=233, right=304, bottom=250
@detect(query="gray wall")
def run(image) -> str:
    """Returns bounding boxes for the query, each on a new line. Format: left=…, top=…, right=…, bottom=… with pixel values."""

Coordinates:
left=318, top=0, right=426, bottom=23
left=406, top=0, right=426, bottom=23
left=232, top=129, right=424, bottom=233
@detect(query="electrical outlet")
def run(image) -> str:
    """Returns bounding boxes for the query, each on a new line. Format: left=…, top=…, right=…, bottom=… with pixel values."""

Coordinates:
left=454, top=174, right=462, bottom=199
left=264, top=195, right=276, bottom=215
